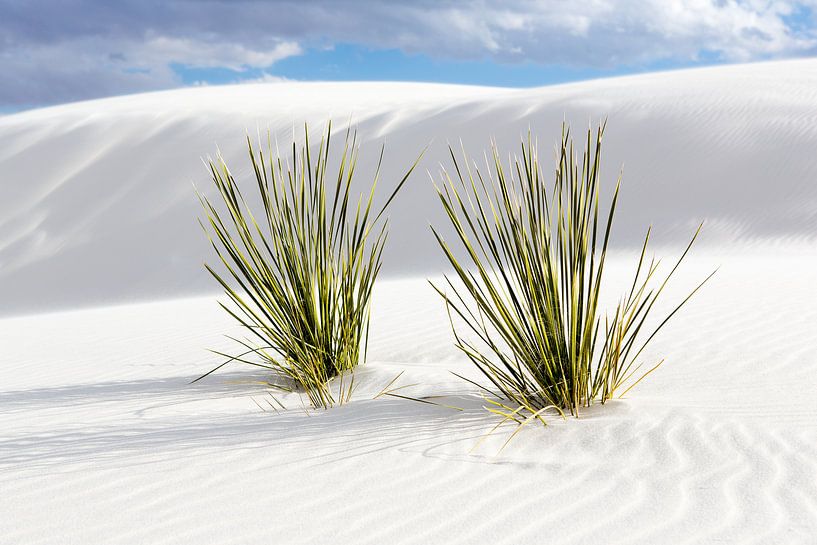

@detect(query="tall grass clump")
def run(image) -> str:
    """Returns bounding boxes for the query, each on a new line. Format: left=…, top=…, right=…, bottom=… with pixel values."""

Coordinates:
left=195, top=123, right=419, bottom=409
left=431, top=122, right=713, bottom=421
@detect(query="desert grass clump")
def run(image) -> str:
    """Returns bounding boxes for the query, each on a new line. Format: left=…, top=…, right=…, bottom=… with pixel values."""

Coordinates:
left=195, top=123, right=418, bottom=409
left=431, top=122, right=713, bottom=424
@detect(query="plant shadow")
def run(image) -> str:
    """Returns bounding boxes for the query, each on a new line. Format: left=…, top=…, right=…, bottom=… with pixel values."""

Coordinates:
left=0, top=369, right=543, bottom=471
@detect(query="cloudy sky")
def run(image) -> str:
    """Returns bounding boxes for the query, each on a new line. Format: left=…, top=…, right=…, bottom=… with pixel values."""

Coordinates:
left=2, top=0, right=817, bottom=111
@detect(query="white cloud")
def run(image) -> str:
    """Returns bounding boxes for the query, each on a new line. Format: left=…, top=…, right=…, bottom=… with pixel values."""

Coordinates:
left=138, top=37, right=301, bottom=70
left=389, top=0, right=816, bottom=64
left=1, top=0, right=816, bottom=107
left=0, top=34, right=303, bottom=107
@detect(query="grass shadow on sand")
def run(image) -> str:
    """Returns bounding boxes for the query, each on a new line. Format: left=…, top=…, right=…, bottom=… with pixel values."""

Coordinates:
left=0, top=366, right=639, bottom=473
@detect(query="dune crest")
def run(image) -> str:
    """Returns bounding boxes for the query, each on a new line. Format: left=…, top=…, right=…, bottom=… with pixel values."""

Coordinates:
left=2, top=59, right=817, bottom=314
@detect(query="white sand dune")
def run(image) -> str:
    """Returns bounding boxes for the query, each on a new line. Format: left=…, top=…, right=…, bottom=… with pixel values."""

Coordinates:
left=2, top=59, right=817, bottom=543
left=2, top=255, right=816, bottom=544
left=2, top=58, right=817, bottom=314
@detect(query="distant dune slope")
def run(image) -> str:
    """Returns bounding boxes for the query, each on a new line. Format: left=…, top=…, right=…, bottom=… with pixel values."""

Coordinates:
left=2, top=59, right=817, bottom=314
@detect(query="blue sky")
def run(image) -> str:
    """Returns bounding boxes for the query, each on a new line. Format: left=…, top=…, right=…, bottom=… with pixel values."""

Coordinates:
left=1, top=1, right=816, bottom=112
left=175, top=43, right=702, bottom=89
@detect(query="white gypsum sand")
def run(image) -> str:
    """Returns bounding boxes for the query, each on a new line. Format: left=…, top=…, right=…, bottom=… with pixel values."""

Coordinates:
left=1, top=254, right=816, bottom=544
left=1, top=59, right=817, bottom=543
left=1, top=58, right=817, bottom=314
